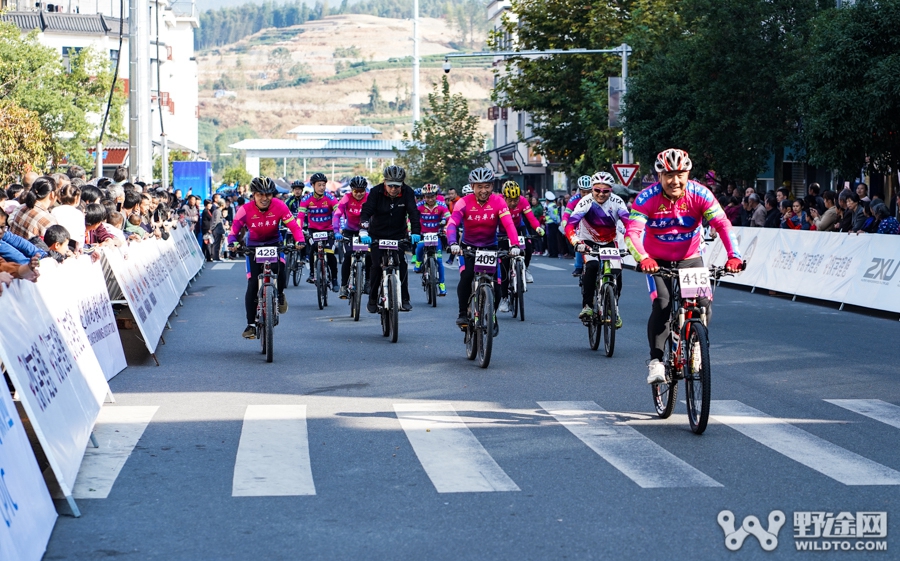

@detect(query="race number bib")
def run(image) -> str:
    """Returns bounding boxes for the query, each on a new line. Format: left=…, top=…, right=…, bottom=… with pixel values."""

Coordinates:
left=594, top=246, right=621, bottom=260
left=474, top=249, right=498, bottom=274
left=352, top=237, right=370, bottom=252
left=423, top=233, right=439, bottom=247
left=254, top=246, right=278, bottom=264
left=312, top=231, right=329, bottom=241
left=679, top=268, right=711, bottom=299
left=379, top=239, right=399, bottom=250
left=518, top=236, right=526, bottom=247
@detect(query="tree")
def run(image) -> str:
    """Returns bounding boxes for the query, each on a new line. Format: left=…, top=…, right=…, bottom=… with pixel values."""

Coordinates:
left=622, top=0, right=821, bottom=184
left=0, top=100, right=48, bottom=181
left=396, top=76, right=486, bottom=186
left=798, top=0, right=900, bottom=178
left=269, top=46, right=292, bottom=80
left=364, top=80, right=386, bottom=114
left=153, top=150, right=192, bottom=182
left=450, top=0, right=489, bottom=48
left=223, top=166, right=252, bottom=187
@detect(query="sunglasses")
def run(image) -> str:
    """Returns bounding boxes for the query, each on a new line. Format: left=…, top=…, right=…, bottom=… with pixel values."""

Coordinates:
left=593, top=188, right=612, bottom=194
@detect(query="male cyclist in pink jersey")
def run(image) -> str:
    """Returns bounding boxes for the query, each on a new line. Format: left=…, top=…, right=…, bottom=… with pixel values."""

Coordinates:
left=298, top=172, right=339, bottom=293
left=498, top=180, right=544, bottom=312
left=447, top=167, right=521, bottom=333
left=625, top=149, right=743, bottom=384
left=333, top=175, right=370, bottom=299
left=227, top=176, right=306, bottom=339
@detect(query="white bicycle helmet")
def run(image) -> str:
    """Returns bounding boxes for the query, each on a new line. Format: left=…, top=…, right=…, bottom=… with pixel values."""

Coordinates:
left=468, top=167, right=495, bottom=184
left=576, top=175, right=592, bottom=190
left=461, top=184, right=473, bottom=195
left=654, top=148, right=693, bottom=173
left=591, top=172, right=616, bottom=187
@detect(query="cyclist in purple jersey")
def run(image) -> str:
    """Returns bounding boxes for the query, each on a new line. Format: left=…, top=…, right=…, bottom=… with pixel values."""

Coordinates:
left=412, top=183, right=450, bottom=295
left=299, top=172, right=339, bottom=292
left=447, top=168, right=521, bottom=330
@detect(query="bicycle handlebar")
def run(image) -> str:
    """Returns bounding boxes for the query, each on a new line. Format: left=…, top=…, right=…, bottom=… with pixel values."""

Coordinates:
left=654, top=262, right=746, bottom=280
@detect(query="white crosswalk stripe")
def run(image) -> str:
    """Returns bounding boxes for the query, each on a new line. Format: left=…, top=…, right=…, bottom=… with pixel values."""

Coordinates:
left=529, top=263, right=565, bottom=271
left=824, top=399, right=900, bottom=430
left=232, top=405, right=316, bottom=497
left=73, top=406, right=159, bottom=499
left=539, top=401, right=722, bottom=488
left=710, top=400, right=900, bottom=485
left=394, top=403, right=520, bottom=493
left=211, top=262, right=236, bottom=270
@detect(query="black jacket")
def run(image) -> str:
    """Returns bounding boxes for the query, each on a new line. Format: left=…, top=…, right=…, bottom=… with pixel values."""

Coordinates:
left=764, top=208, right=781, bottom=228
left=359, top=183, right=421, bottom=240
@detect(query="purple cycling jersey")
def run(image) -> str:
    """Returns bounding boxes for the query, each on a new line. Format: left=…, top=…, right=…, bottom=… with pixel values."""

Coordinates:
left=565, top=193, right=630, bottom=244
left=332, top=192, right=367, bottom=232
left=416, top=200, right=450, bottom=234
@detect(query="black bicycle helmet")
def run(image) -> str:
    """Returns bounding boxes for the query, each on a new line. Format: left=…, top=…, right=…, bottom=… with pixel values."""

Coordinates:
left=383, top=165, right=406, bottom=186
left=349, top=175, right=367, bottom=190
left=249, top=176, right=278, bottom=195
left=291, top=179, right=304, bottom=189
left=310, top=172, right=327, bottom=184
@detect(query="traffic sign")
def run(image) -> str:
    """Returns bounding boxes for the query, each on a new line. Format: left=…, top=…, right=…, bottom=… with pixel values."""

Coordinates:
left=612, top=164, right=640, bottom=186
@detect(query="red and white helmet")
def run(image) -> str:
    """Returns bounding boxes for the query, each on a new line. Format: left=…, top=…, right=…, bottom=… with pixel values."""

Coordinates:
left=654, top=148, right=693, bottom=173
left=591, top=172, right=616, bottom=187
left=421, top=183, right=440, bottom=195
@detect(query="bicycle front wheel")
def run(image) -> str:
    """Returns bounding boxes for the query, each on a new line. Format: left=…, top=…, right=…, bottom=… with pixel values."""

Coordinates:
left=292, top=258, right=303, bottom=286
left=588, top=286, right=601, bottom=351
left=352, top=259, right=363, bottom=321
left=652, top=341, right=678, bottom=418
left=316, top=257, right=326, bottom=310
left=516, top=261, right=525, bottom=321
left=684, top=322, right=711, bottom=434
left=477, top=283, right=494, bottom=368
left=602, top=282, right=617, bottom=357
left=428, top=259, right=438, bottom=307
left=389, top=271, right=400, bottom=343
left=264, top=289, right=274, bottom=363
left=285, top=251, right=295, bottom=285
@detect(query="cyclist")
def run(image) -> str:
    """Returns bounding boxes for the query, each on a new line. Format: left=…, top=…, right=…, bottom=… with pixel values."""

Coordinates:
left=566, top=172, right=630, bottom=324
left=299, top=172, right=339, bottom=292
left=412, top=183, right=450, bottom=296
left=625, top=148, right=743, bottom=384
left=285, top=180, right=305, bottom=217
left=563, top=175, right=592, bottom=277
left=333, top=175, right=370, bottom=299
left=447, top=167, right=521, bottom=332
left=358, top=165, right=421, bottom=313
left=498, top=180, right=544, bottom=312
left=227, top=176, right=306, bottom=339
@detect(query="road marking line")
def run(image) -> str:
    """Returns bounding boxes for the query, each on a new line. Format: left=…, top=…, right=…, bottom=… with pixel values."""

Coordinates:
left=825, top=399, right=900, bottom=430
left=710, top=400, right=900, bottom=485
left=539, top=401, right=722, bottom=488
left=212, top=263, right=235, bottom=270
left=394, top=403, right=519, bottom=493
left=73, top=406, right=159, bottom=499
left=232, top=405, right=316, bottom=497
left=529, top=263, right=566, bottom=271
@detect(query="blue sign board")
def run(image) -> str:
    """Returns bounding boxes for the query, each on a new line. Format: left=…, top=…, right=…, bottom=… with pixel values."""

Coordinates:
left=173, top=161, right=212, bottom=200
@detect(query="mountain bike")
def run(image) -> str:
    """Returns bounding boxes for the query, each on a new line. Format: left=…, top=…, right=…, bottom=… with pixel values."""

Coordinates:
left=420, top=232, right=441, bottom=307
left=239, top=244, right=282, bottom=363
left=281, top=229, right=306, bottom=286
left=461, top=245, right=507, bottom=368
left=309, top=230, right=334, bottom=310
left=347, top=236, right=369, bottom=321
left=374, top=238, right=408, bottom=343
left=580, top=241, right=627, bottom=356
left=651, top=263, right=742, bottom=434
left=507, top=234, right=529, bottom=321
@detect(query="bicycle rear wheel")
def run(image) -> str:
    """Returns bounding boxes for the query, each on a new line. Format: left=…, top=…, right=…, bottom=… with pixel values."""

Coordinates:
left=352, top=259, right=363, bottom=321
left=285, top=251, right=295, bottom=285
left=389, top=272, right=400, bottom=343
left=264, top=289, right=274, bottom=363
left=476, top=283, right=494, bottom=368
left=588, top=287, right=601, bottom=351
left=516, top=261, right=525, bottom=321
left=683, top=322, right=711, bottom=434
left=292, top=258, right=303, bottom=286
left=602, top=282, right=617, bottom=357
left=652, top=340, right=678, bottom=418
left=316, top=257, right=325, bottom=310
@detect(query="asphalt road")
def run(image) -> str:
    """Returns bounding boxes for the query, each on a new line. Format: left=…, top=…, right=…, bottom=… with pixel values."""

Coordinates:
left=44, top=254, right=900, bottom=560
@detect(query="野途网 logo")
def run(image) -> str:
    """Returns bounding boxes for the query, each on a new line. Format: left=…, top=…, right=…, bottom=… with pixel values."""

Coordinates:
left=718, top=510, right=786, bottom=551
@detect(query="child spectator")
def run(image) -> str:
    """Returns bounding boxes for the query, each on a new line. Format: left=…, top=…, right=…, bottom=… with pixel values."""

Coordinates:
left=84, top=203, right=115, bottom=246
left=51, top=183, right=85, bottom=251
left=43, top=224, right=71, bottom=263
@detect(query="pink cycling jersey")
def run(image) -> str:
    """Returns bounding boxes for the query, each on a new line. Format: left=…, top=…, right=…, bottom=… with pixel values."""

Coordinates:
left=227, top=198, right=305, bottom=247
left=625, top=180, right=740, bottom=262
left=416, top=200, right=450, bottom=234
left=446, top=194, right=520, bottom=247
left=298, top=192, right=337, bottom=231
left=508, top=197, right=540, bottom=231
left=332, top=192, right=367, bottom=232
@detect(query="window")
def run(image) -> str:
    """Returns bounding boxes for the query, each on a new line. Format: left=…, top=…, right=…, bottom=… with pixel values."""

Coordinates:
left=61, top=46, right=83, bottom=72
left=110, top=49, right=119, bottom=62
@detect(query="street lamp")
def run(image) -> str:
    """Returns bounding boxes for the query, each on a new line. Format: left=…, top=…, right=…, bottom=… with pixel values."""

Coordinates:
left=443, top=45, right=634, bottom=163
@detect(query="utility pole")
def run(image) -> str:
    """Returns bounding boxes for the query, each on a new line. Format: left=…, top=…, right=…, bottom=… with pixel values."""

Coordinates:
left=128, top=0, right=151, bottom=183
left=412, top=0, right=420, bottom=124
left=619, top=43, right=630, bottom=164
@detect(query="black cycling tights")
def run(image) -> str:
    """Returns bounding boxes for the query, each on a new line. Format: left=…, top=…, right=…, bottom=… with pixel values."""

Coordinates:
left=581, top=260, right=622, bottom=308
left=245, top=259, right=286, bottom=324
left=647, top=257, right=710, bottom=361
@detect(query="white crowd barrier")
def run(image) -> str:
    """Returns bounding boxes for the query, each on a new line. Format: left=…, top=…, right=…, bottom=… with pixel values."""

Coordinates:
left=101, top=223, right=204, bottom=357
left=705, top=227, right=900, bottom=314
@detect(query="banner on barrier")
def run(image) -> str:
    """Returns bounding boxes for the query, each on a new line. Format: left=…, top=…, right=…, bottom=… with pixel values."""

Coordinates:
left=102, top=223, right=204, bottom=355
left=0, top=279, right=108, bottom=504
left=0, top=376, right=57, bottom=561
left=36, top=256, right=127, bottom=381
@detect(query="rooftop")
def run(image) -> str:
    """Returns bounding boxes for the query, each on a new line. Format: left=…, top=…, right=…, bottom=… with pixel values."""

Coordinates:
left=286, top=125, right=381, bottom=136
left=1, top=11, right=130, bottom=36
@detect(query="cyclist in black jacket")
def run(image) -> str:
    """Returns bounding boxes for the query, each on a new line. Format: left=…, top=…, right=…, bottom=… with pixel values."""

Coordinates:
left=359, top=165, right=421, bottom=313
